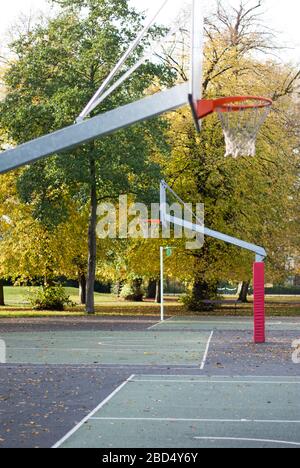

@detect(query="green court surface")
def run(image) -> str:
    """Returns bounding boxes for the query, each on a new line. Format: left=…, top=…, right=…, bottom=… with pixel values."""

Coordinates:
left=150, top=316, right=300, bottom=331
left=55, top=375, right=300, bottom=448
left=1, top=331, right=211, bottom=366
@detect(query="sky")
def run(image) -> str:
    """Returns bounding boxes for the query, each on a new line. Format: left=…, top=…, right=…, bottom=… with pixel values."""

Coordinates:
left=0, top=0, right=299, bottom=63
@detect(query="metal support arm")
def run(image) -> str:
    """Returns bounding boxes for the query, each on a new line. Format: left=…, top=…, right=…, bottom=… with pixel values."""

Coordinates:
left=0, top=83, right=189, bottom=174
left=160, top=180, right=267, bottom=260
left=166, top=215, right=266, bottom=260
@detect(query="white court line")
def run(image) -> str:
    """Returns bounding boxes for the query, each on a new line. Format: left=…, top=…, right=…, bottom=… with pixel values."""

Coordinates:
left=147, top=321, right=163, bottom=330
left=200, top=331, right=214, bottom=370
left=131, top=379, right=300, bottom=385
left=160, top=320, right=251, bottom=324
left=147, top=315, right=176, bottom=330
left=90, top=417, right=300, bottom=424
left=131, top=374, right=300, bottom=379
left=9, top=346, right=202, bottom=352
left=156, top=320, right=296, bottom=326
left=193, top=437, right=300, bottom=447
left=52, top=374, right=135, bottom=449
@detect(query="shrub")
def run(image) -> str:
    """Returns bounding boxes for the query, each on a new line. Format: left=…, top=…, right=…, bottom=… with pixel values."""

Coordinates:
left=27, top=285, right=74, bottom=311
left=180, top=294, right=215, bottom=312
left=111, top=281, right=124, bottom=297
left=180, top=280, right=220, bottom=312
left=120, top=280, right=144, bottom=302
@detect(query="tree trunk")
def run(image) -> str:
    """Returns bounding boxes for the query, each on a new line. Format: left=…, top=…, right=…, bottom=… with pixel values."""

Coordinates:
left=86, top=149, right=97, bottom=314
left=123, top=279, right=144, bottom=302
left=188, top=279, right=218, bottom=312
left=155, top=280, right=161, bottom=304
left=0, top=281, right=5, bottom=306
left=192, top=279, right=217, bottom=301
left=44, top=276, right=55, bottom=288
left=146, top=279, right=157, bottom=300
left=79, top=273, right=87, bottom=305
left=238, top=280, right=250, bottom=303
left=114, top=281, right=123, bottom=297
left=133, top=278, right=144, bottom=302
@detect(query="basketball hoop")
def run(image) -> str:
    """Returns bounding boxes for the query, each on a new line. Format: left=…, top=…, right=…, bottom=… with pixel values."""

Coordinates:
left=139, top=219, right=161, bottom=237
left=196, top=96, right=273, bottom=158
left=142, top=219, right=161, bottom=225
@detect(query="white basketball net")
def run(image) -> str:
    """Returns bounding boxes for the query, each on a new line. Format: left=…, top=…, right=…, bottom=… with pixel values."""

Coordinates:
left=217, top=101, right=271, bottom=158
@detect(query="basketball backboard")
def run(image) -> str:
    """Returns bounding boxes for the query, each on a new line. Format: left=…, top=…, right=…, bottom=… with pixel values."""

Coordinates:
left=0, top=0, right=205, bottom=174
left=189, top=0, right=204, bottom=132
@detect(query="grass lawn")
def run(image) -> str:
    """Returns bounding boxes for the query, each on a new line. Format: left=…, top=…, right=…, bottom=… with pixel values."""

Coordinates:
left=2, top=286, right=116, bottom=307
left=0, top=286, right=183, bottom=318
left=0, top=286, right=300, bottom=318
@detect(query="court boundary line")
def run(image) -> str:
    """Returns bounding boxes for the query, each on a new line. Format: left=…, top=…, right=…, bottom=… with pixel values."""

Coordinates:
left=89, top=417, right=300, bottom=424
left=149, top=320, right=296, bottom=326
left=130, top=374, right=300, bottom=380
left=52, top=374, right=135, bottom=449
left=146, top=317, right=298, bottom=323
left=193, top=437, right=300, bottom=447
left=147, top=315, right=176, bottom=330
left=130, top=379, right=300, bottom=384
left=200, top=331, right=214, bottom=370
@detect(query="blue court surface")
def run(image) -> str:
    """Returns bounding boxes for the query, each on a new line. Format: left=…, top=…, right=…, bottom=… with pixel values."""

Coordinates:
left=53, top=375, right=300, bottom=448
left=0, top=315, right=299, bottom=448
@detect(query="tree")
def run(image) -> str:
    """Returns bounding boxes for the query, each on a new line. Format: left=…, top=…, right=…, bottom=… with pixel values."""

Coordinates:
left=0, top=0, right=173, bottom=313
left=100, top=236, right=194, bottom=304
left=157, top=0, right=300, bottom=308
left=90, top=0, right=300, bottom=309
left=0, top=89, right=11, bottom=306
left=0, top=171, right=89, bottom=304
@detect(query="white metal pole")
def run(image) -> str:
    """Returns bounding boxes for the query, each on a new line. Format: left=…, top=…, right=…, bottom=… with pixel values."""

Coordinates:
left=160, top=180, right=167, bottom=228
left=189, top=0, right=204, bottom=131
left=160, top=246, right=164, bottom=321
left=191, top=0, right=204, bottom=102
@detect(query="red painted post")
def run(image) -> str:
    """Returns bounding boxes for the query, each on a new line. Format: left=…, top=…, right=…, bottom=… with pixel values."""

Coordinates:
left=253, top=262, right=265, bottom=343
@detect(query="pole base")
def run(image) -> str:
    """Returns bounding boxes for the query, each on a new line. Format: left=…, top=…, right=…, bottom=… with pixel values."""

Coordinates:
left=253, top=262, right=265, bottom=344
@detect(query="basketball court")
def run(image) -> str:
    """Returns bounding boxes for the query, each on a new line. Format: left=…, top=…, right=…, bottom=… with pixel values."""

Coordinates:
left=0, top=315, right=299, bottom=448
left=0, top=0, right=299, bottom=450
